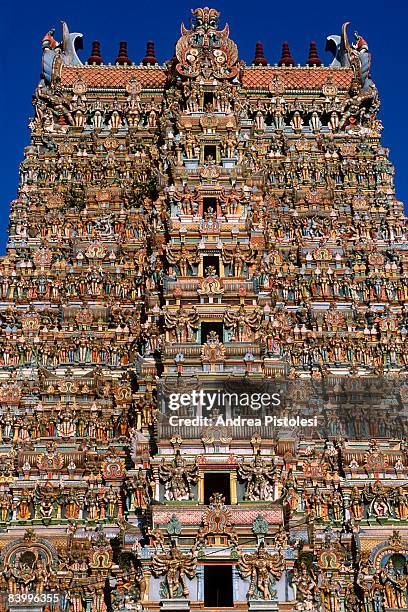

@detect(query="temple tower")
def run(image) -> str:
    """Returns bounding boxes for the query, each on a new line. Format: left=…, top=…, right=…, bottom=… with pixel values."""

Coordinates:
left=0, top=9, right=408, bottom=612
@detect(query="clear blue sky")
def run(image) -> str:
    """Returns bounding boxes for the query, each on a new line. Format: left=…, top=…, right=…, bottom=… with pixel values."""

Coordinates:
left=1, top=0, right=407, bottom=253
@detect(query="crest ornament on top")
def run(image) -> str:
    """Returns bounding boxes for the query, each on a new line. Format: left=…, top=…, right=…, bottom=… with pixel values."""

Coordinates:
left=176, top=7, right=239, bottom=80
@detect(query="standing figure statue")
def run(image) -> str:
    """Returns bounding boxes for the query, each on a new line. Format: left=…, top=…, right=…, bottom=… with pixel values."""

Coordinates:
left=159, top=450, right=198, bottom=501
left=380, top=558, right=408, bottom=609
left=239, top=541, right=284, bottom=600
left=166, top=244, right=198, bottom=276
left=222, top=242, right=255, bottom=278
left=165, top=307, right=199, bottom=343
left=238, top=450, right=276, bottom=501
left=224, top=304, right=261, bottom=343
left=319, top=575, right=341, bottom=612
left=291, top=560, right=317, bottom=609
left=151, top=540, right=197, bottom=599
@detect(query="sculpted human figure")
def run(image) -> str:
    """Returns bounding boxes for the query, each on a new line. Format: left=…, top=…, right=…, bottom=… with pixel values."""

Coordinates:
left=238, top=450, right=276, bottom=500
left=166, top=244, right=198, bottom=276
left=165, top=307, right=198, bottom=343
left=239, top=542, right=284, bottom=600
left=393, top=486, right=408, bottom=520
left=151, top=540, right=197, bottom=598
left=380, top=559, right=408, bottom=609
left=126, top=468, right=151, bottom=510
left=292, top=561, right=317, bottom=609
left=159, top=450, right=198, bottom=501
left=320, top=575, right=341, bottom=612
left=224, top=304, right=261, bottom=342
left=223, top=242, right=254, bottom=277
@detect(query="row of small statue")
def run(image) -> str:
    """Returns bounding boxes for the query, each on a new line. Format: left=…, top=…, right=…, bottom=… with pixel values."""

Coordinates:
left=19, top=152, right=155, bottom=185
left=19, top=141, right=394, bottom=192
left=2, top=267, right=408, bottom=300
left=0, top=487, right=122, bottom=522
left=148, top=541, right=408, bottom=611
left=10, top=195, right=405, bottom=240
left=31, top=65, right=378, bottom=137
left=0, top=409, right=131, bottom=441
left=2, top=536, right=406, bottom=611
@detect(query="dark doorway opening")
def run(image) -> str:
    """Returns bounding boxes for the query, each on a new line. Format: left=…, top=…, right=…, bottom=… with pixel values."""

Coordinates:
left=200, top=321, right=223, bottom=345
left=204, top=145, right=217, bottom=161
left=204, top=564, right=233, bottom=607
left=202, top=197, right=217, bottom=215
left=203, top=255, right=220, bottom=276
left=203, top=92, right=214, bottom=108
left=204, top=472, right=231, bottom=504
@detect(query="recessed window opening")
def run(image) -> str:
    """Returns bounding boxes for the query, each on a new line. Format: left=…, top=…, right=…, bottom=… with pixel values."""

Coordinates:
left=203, top=92, right=214, bottom=108
left=204, top=472, right=231, bottom=504
left=203, top=255, right=220, bottom=275
left=200, top=321, right=223, bottom=344
left=204, top=145, right=217, bottom=160
left=204, top=564, right=233, bottom=607
left=202, top=197, right=217, bottom=214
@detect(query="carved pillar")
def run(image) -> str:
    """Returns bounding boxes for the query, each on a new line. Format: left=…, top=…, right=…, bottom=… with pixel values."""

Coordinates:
left=230, top=471, right=237, bottom=504
left=78, top=494, right=84, bottom=520
left=11, top=495, right=18, bottom=521
left=153, top=465, right=160, bottom=501
left=343, top=491, right=350, bottom=521
left=198, top=472, right=204, bottom=504
left=84, top=594, right=93, bottom=612
left=196, top=563, right=204, bottom=602
left=143, top=567, right=150, bottom=603
left=232, top=563, right=239, bottom=605
left=298, top=486, right=304, bottom=512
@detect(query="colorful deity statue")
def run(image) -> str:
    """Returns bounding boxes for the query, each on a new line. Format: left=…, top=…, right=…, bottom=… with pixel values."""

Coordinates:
left=238, top=450, right=276, bottom=501
left=159, top=450, right=198, bottom=501
left=239, top=541, right=284, bottom=600
left=1, top=6, right=408, bottom=611
left=151, top=540, right=197, bottom=598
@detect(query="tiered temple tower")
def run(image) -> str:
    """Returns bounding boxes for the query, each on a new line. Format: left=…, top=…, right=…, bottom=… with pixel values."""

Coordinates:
left=1, top=8, right=408, bottom=612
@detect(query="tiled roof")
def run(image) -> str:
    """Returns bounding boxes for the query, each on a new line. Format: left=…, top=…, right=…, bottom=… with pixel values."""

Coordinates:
left=60, top=65, right=353, bottom=92
left=152, top=505, right=283, bottom=526
left=242, top=67, right=353, bottom=90
left=61, top=66, right=167, bottom=88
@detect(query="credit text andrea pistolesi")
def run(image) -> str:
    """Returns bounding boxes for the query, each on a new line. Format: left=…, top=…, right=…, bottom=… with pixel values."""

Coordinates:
left=168, top=415, right=318, bottom=427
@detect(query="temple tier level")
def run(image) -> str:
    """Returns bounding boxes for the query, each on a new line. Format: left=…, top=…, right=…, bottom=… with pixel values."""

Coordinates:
left=1, top=6, right=408, bottom=612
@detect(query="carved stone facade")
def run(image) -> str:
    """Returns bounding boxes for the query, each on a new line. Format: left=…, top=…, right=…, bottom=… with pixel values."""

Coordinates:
left=1, top=7, right=408, bottom=612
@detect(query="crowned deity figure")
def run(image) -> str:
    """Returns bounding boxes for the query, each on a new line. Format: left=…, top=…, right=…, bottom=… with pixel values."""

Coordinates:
left=151, top=540, right=197, bottom=599
left=159, top=450, right=198, bottom=501
left=239, top=541, right=284, bottom=600
left=292, top=561, right=318, bottom=610
left=238, top=450, right=276, bottom=501
left=224, top=304, right=261, bottom=342
left=165, top=307, right=199, bottom=343
left=379, top=558, right=408, bottom=609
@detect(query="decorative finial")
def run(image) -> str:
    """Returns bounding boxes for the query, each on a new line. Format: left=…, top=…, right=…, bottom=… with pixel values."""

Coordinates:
left=42, top=28, right=59, bottom=51
left=142, top=41, right=158, bottom=65
left=279, top=42, right=294, bottom=66
left=87, top=41, right=103, bottom=65
left=253, top=41, right=267, bottom=66
left=307, top=41, right=322, bottom=66
left=115, top=41, right=131, bottom=65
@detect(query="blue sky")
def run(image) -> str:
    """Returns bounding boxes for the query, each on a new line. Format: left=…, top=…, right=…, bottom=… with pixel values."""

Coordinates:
left=1, top=0, right=407, bottom=252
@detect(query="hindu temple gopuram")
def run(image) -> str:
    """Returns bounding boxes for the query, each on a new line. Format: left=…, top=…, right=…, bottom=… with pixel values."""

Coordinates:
left=2, top=6, right=408, bottom=612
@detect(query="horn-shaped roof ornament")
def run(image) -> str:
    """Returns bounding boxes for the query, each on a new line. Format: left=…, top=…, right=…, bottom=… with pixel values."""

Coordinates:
left=41, top=21, right=83, bottom=84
